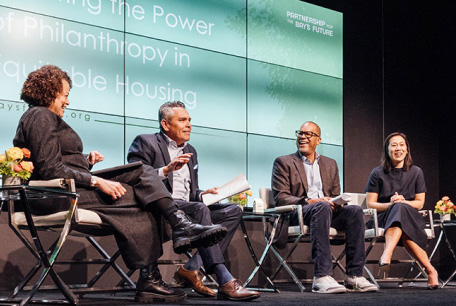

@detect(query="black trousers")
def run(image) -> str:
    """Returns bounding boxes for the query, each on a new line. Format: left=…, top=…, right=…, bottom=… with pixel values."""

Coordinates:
left=291, top=202, right=366, bottom=277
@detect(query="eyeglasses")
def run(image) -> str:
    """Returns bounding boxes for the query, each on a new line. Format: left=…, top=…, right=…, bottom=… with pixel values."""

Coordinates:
left=295, top=130, right=320, bottom=139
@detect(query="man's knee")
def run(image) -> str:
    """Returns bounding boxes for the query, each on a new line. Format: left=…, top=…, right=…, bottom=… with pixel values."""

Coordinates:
left=312, top=201, right=333, bottom=215
left=229, top=204, right=243, bottom=219
left=184, top=201, right=212, bottom=224
left=345, top=204, right=364, bottom=217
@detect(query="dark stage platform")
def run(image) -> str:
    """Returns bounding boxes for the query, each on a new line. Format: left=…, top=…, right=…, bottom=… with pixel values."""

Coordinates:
left=1, top=282, right=455, bottom=306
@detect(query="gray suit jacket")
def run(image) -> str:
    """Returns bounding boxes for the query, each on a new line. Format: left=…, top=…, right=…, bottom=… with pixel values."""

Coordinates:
left=271, top=151, right=341, bottom=248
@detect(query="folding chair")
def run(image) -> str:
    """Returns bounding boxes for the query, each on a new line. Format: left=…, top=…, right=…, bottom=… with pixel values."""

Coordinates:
left=353, top=192, right=436, bottom=287
left=259, top=188, right=376, bottom=292
left=0, top=179, right=135, bottom=305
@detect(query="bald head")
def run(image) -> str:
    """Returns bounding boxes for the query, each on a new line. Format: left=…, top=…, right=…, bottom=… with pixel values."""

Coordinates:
left=300, top=121, right=321, bottom=136
left=296, top=121, right=321, bottom=162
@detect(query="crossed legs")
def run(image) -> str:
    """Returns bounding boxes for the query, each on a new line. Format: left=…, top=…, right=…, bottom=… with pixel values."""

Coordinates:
left=381, top=226, right=438, bottom=287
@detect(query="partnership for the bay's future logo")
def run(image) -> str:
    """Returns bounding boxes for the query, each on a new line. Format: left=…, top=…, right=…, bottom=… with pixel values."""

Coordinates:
left=286, top=11, right=334, bottom=37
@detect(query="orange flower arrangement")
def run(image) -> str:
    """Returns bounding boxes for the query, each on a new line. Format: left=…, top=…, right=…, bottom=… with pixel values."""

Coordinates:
left=0, top=147, right=34, bottom=180
left=435, top=196, right=455, bottom=216
left=228, top=190, right=253, bottom=207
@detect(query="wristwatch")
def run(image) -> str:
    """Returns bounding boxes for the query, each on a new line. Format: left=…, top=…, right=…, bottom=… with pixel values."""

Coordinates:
left=90, top=176, right=98, bottom=187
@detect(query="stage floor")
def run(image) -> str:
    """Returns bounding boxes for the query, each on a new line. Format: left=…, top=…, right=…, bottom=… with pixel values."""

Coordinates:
left=1, top=282, right=455, bottom=306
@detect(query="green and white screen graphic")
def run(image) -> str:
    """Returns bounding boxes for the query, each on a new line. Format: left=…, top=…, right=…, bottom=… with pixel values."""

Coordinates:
left=0, top=0, right=343, bottom=199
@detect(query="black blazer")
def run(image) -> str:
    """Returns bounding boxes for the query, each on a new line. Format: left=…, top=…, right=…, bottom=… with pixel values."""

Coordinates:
left=127, top=132, right=202, bottom=202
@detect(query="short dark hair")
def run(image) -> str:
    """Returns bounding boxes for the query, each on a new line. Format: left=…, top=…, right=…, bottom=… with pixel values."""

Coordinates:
left=20, top=65, right=72, bottom=107
left=381, top=132, right=413, bottom=172
left=158, top=101, right=186, bottom=132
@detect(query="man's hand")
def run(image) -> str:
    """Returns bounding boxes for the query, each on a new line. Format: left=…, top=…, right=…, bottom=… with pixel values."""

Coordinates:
left=307, top=197, right=339, bottom=210
left=95, top=177, right=127, bottom=200
left=201, top=187, right=218, bottom=196
left=163, top=153, right=193, bottom=176
left=87, top=151, right=104, bottom=165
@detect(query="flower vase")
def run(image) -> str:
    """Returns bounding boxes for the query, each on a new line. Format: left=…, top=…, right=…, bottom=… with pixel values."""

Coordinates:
left=2, top=175, right=22, bottom=187
left=440, top=213, right=451, bottom=222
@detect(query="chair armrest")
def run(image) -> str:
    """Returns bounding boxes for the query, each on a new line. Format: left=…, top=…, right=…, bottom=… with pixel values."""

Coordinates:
left=363, top=208, right=376, bottom=215
left=25, top=179, right=79, bottom=222
left=264, top=204, right=301, bottom=213
left=29, top=179, right=67, bottom=188
left=419, top=209, right=435, bottom=239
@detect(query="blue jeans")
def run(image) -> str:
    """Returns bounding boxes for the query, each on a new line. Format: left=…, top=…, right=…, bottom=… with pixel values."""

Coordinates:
left=291, top=202, right=366, bottom=277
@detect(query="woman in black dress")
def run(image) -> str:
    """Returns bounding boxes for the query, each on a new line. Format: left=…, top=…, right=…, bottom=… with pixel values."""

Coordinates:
left=13, top=65, right=227, bottom=303
left=365, top=132, right=438, bottom=289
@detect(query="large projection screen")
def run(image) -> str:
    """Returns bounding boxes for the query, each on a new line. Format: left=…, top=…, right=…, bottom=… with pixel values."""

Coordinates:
left=0, top=0, right=343, bottom=204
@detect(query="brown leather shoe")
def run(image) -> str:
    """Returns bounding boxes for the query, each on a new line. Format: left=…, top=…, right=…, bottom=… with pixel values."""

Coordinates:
left=174, top=265, right=216, bottom=297
left=217, top=279, right=260, bottom=301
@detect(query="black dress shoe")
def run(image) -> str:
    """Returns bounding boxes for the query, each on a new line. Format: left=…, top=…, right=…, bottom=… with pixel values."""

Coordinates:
left=136, top=264, right=186, bottom=303
left=170, top=210, right=228, bottom=254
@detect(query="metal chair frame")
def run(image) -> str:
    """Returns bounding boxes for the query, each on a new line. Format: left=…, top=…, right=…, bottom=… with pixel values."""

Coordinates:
left=258, top=189, right=376, bottom=292
left=0, top=180, right=135, bottom=306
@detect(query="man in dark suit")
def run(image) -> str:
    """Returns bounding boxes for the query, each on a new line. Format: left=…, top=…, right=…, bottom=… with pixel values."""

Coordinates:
left=272, top=121, right=378, bottom=293
left=127, top=101, right=259, bottom=301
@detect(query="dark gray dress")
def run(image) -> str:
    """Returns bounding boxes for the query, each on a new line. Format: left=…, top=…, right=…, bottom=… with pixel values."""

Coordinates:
left=13, top=106, right=172, bottom=269
left=365, top=165, right=427, bottom=250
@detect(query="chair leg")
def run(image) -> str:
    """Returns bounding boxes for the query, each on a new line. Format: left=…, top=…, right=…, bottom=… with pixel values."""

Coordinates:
left=270, top=245, right=305, bottom=292
left=269, top=235, right=301, bottom=281
left=85, top=237, right=136, bottom=288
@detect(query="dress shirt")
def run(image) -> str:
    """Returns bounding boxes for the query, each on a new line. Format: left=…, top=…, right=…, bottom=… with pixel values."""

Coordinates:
left=158, top=134, right=191, bottom=201
left=301, top=152, right=324, bottom=199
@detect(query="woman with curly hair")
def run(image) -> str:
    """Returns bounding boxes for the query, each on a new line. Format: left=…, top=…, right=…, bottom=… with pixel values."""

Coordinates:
left=365, top=132, right=438, bottom=289
left=13, top=65, right=227, bottom=303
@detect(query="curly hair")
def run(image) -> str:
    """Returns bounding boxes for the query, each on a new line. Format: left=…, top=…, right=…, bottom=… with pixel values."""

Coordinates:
left=20, top=65, right=72, bottom=107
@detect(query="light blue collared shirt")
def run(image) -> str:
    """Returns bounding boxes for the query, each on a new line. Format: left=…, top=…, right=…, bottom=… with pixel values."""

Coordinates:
left=301, top=152, right=324, bottom=199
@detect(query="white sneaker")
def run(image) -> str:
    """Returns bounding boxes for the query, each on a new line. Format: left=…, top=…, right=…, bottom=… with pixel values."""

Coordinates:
left=344, top=275, right=379, bottom=292
left=312, top=276, right=347, bottom=294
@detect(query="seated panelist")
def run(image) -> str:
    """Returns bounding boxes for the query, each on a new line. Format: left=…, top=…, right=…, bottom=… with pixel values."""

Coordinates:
left=365, top=132, right=438, bottom=289
left=272, top=121, right=378, bottom=294
left=13, top=65, right=228, bottom=304
left=127, top=101, right=259, bottom=301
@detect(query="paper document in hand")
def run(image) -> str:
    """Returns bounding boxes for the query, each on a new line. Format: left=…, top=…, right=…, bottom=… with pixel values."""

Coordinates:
left=330, top=193, right=352, bottom=206
left=202, top=173, right=251, bottom=205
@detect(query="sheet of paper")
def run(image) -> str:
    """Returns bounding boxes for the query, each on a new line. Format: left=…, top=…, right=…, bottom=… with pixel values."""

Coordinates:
left=330, top=193, right=352, bottom=206
left=202, top=173, right=250, bottom=205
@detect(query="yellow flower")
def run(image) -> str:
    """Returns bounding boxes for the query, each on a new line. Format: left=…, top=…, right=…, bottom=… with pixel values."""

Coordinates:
left=245, top=190, right=253, bottom=196
left=0, top=154, right=5, bottom=163
left=7, top=147, right=24, bottom=160
left=20, top=161, right=34, bottom=173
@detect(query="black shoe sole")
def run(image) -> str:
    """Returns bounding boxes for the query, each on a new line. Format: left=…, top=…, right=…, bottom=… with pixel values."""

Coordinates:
left=135, top=291, right=187, bottom=303
left=173, top=226, right=228, bottom=254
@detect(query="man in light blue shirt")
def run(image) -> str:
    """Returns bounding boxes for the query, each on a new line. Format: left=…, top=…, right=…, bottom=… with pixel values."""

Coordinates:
left=272, top=121, right=378, bottom=294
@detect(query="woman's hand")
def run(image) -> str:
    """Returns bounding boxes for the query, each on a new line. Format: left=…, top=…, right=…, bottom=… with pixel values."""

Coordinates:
left=87, top=151, right=104, bottom=165
left=390, top=192, right=406, bottom=205
left=95, top=177, right=127, bottom=200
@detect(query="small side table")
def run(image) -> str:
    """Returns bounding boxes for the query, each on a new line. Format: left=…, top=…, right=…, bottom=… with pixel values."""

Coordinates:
left=428, top=219, right=456, bottom=287
left=240, top=210, right=282, bottom=292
